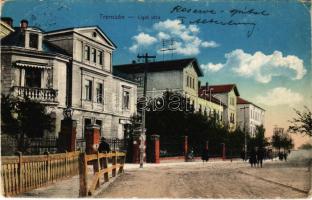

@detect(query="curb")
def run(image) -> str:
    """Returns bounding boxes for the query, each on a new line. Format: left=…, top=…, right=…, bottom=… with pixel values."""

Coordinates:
left=309, top=160, right=312, bottom=198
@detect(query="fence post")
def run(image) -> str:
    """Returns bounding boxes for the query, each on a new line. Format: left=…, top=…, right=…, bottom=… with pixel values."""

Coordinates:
left=44, top=152, right=50, bottom=183
left=17, top=152, right=23, bottom=193
left=112, top=151, right=117, bottom=177
left=79, top=153, right=88, bottom=197
left=65, top=151, right=68, bottom=177
left=118, top=153, right=125, bottom=174
left=103, top=154, right=109, bottom=182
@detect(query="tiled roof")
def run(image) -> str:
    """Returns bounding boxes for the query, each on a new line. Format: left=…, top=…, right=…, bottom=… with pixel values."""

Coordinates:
left=237, top=97, right=251, bottom=104
left=114, top=58, right=203, bottom=77
left=198, top=92, right=227, bottom=107
left=199, top=84, right=240, bottom=96
left=237, top=97, right=265, bottom=111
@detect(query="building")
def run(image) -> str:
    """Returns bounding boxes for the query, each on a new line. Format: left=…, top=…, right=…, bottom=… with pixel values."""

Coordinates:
left=1, top=19, right=137, bottom=146
left=199, top=84, right=240, bottom=131
left=236, top=97, right=265, bottom=137
left=197, top=85, right=226, bottom=122
left=0, top=17, right=14, bottom=38
left=114, top=58, right=224, bottom=117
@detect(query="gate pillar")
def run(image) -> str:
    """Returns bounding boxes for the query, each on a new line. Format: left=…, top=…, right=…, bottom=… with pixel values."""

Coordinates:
left=85, top=124, right=101, bottom=154
left=147, top=134, right=160, bottom=163
left=58, top=119, right=77, bottom=152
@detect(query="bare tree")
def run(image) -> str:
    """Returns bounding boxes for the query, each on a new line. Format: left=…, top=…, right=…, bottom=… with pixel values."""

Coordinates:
left=288, top=106, right=312, bottom=137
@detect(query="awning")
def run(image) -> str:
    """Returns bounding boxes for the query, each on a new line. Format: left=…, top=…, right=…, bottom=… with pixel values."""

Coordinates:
left=15, top=61, right=51, bottom=69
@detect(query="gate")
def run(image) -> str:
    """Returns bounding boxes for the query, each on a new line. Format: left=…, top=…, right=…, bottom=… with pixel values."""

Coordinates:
left=159, top=135, right=184, bottom=157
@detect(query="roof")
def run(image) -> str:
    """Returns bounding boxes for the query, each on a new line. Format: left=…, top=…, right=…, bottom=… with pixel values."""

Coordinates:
left=1, top=27, right=25, bottom=46
left=237, top=97, right=251, bottom=104
left=198, top=93, right=227, bottom=107
left=199, top=84, right=240, bottom=96
left=113, top=58, right=203, bottom=77
left=237, top=97, right=265, bottom=111
left=44, top=26, right=117, bottom=49
left=42, top=40, right=71, bottom=56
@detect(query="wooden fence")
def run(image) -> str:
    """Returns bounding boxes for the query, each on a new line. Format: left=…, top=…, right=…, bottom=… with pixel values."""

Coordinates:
left=79, top=151, right=126, bottom=197
left=1, top=151, right=80, bottom=196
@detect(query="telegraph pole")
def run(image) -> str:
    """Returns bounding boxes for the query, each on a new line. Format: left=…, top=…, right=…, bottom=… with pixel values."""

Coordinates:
left=137, top=53, right=156, bottom=168
left=240, top=106, right=248, bottom=161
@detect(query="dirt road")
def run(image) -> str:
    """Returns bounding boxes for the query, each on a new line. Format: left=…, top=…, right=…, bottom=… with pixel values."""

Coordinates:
left=97, top=160, right=310, bottom=198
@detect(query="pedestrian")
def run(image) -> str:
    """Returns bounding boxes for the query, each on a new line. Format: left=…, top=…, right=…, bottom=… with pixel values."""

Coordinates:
left=240, top=150, right=245, bottom=161
left=278, top=152, right=283, bottom=161
left=249, top=147, right=257, bottom=167
left=98, top=137, right=111, bottom=153
left=283, top=152, right=288, bottom=161
left=256, top=147, right=264, bottom=168
left=201, top=147, right=209, bottom=163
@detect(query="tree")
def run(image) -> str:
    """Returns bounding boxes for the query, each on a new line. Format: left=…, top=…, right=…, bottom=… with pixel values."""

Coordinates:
left=271, top=131, right=293, bottom=152
left=1, top=94, right=53, bottom=153
left=250, top=125, right=270, bottom=148
left=288, top=106, right=312, bottom=137
left=271, top=131, right=282, bottom=152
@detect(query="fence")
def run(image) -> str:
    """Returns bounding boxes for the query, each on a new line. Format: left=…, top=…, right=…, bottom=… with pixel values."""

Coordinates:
left=1, top=135, right=58, bottom=156
left=79, top=151, right=126, bottom=197
left=1, top=151, right=80, bottom=196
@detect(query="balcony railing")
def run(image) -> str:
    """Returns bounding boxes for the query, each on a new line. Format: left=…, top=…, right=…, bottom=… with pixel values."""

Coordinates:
left=12, top=86, right=58, bottom=103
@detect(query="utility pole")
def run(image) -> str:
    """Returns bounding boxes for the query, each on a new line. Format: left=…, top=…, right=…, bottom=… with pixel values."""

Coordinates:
left=137, top=53, right=156, bottom=168
left=240, top=106, right=248, bottom=161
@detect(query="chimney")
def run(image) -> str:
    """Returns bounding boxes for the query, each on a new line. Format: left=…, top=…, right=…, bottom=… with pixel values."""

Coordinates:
left=205, top=82, right=208, bottom=96
left=1, top=17, right=13, bottom=28
left=20, top=19, right=28, bottom=30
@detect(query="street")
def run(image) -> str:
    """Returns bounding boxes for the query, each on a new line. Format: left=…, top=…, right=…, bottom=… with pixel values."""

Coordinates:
left=97, top=159, right=311, bottom=198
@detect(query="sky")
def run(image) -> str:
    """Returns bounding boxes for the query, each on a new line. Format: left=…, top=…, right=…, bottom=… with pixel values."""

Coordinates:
left=2, top=0, right=312, bottom=148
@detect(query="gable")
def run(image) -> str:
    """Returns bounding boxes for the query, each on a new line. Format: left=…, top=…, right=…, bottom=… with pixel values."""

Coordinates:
left=75, top=27, right=116, bottom=50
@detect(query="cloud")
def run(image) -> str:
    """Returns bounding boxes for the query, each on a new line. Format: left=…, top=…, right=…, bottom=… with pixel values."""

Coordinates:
left=201, top=63, right=224, bottom=72
left=129, top=19, right=219, bottom=55
left=204, top=49, right=306, bottom=81
left=129, top=32, right=157, bottom=53
left=201, top=41, right=219, bottom=48
left=255, top=87, right=304, bottom=106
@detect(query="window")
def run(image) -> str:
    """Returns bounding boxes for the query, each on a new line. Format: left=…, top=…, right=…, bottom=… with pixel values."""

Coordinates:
left=25, top=68, right=41, bottom=87
left=85, top=80, right=92, bottom=101
left=84, top=45, right=90, bottom=60
left=192, top=78, right=195, bottom=89
left=96, top=83, right=103, bottom=103
left=122, top=90, right=130, bottom=110
left=186, top=76, right=189, bottom=87
left=92, top=48, right=96, bottom=63
left=98, top=51, right=103, bottom=65
left=230, top=97, right=234, bottom=106
left=29, top=33, right=38, bottom=48
left=230, top=113, right=235, bottom=123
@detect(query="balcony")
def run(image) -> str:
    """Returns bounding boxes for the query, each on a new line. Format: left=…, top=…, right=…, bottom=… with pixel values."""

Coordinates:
left=12, top=86, right=58, bottom=103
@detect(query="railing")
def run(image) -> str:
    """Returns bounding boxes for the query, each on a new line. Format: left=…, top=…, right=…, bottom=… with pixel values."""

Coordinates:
left=79, top=151, right=126, bottom=197
left=1, top=151, right=80, bottom=196
left=12, top=86, right=58, bottom=102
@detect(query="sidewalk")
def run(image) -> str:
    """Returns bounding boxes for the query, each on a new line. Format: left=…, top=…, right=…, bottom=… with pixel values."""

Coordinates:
left=20, top=159, right=237, bottom=197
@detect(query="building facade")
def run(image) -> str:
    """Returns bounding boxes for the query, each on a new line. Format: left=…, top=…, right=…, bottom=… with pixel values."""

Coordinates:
left=199, top=84, right=240, bottom=131
left=1, top=19, right=137, bottom=144
left=114, top=58, right=224, bottom=118
left=236, top=97, right=265, bottom=137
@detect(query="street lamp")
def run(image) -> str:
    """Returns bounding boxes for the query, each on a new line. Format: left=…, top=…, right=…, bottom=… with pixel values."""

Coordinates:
left=240, top=106, right=248, bottom=161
